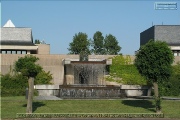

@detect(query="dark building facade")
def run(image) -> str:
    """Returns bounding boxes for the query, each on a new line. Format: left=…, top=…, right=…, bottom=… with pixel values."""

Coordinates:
left=140, top=25, right=180, bottom=56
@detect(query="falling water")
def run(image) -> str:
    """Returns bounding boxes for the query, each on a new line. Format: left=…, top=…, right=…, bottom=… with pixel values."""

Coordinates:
left=73, top=64, right=105, bottom=85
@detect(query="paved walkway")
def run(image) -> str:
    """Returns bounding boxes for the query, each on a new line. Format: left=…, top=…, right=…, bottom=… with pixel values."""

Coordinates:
left=34, top=96, right=62, bottom=100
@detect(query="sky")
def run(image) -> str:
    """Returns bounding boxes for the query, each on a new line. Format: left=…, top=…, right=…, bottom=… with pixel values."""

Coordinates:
left=1, top=0, right=180, bottom=55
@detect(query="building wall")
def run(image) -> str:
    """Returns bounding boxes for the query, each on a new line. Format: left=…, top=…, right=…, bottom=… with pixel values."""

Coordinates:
left=174, top=56, right=180, bottom=65
left=36, top=44, right=50, bottom=54
left=140, top=26, right=155, bottom=46
left=0, top=54, right=79, bottom=85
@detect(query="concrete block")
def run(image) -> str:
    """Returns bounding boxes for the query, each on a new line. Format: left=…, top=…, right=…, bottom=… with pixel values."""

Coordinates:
left=106, top=59, right=112, bottom=65
left=34, top=85, right=59, bottom=89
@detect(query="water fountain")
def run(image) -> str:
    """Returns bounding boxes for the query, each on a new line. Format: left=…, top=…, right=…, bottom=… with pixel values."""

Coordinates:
left=59, top=54, right=121, bottom=99
left=34, top=54, right=152, bottom=99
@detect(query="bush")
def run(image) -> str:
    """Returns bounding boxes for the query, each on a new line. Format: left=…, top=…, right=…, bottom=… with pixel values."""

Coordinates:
left=159, top=63, right=180, bottom=96
left=1, top=73, right=28, bottom=96
left=35, top=70, right=52, bottom=84
left=106, top=55, right=147, bottom=85
left=1, top=70, right=52, bottom=96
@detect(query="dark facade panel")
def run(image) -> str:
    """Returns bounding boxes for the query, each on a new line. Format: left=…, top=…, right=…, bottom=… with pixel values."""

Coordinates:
left=140, top=26, right=154, bottom=46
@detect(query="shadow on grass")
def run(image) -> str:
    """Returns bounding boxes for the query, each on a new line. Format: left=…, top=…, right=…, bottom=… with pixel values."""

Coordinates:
left=22, top=102, right=45, bottom=112
left=121, top=100, right=156, bottom=112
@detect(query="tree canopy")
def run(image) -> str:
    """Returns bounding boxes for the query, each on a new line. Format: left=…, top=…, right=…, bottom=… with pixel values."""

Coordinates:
left=14, top=55, right=42, bottom=78
left=68, top=32, right=90, bottom=54
left=68, top=31, right=121, bottom=55
left=92, top=31, right=105, bottom=55
left=134, top=40, right=174, bottom=82
left=104, top=34, right=121, bottom=55
left=34, top=39, right=41, bottom=44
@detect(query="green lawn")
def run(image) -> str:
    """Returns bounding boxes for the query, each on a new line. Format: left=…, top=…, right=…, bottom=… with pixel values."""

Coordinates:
left=1, top=96, right=180, bottom=119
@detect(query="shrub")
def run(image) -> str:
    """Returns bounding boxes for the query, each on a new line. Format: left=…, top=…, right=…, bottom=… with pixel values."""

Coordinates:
left=159, top=63, right=180, bottom=96
left=1, top=73, right=28, bottom=96
left=106, top=55, right=147, bottom=85
left=1, top=70, right=52, bottom=96
left=35, top=70, right=52, bottom=84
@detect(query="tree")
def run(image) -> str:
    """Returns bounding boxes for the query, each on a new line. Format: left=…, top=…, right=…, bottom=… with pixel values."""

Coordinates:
left=34, top=39, right=40, bottom=44
left=104, top=34, right=121, bottom=55
left=14, top=55, right=42, bottom=113
left=134, top=40, right=174, bottom=113
left=68, top=32, right=90, bottom=54
left=92, top=31, right=105, bottom=55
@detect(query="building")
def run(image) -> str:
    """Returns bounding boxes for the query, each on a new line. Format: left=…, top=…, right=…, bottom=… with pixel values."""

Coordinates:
left=0, top=20, right=50, bottom=55
left=140, top=25, right=180, bottom=56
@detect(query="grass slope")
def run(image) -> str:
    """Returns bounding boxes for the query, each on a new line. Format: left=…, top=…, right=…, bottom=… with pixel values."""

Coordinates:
left=1, top=96, right=180, bottom=119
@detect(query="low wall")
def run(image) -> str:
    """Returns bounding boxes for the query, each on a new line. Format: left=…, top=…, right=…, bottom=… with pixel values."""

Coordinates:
left=34, top=85, right=59, bottom=96
left=34, top=85, right=152, bottom=98
left=120, top=85, right=152, bottom=97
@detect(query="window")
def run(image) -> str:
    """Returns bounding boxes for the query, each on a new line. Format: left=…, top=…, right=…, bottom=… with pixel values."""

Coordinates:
left=21, top=51, right=27, bottom=54
left=1, top=51, right=6, bottom=54
left=7, top=51, right=11, bottom=54
left=174, top=52, right=177, bottom=56
left=17, top=51, right=21, bottom=54
left=12, top=51, right=16, bottom=54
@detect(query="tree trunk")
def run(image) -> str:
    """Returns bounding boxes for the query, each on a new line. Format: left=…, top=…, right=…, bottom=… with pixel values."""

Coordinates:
left=153, top=82, right=161, bottom=113
left=26, top=77, right=34, bottom=113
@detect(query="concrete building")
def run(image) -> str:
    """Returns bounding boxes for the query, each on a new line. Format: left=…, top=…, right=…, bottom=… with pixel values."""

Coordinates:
left=140, top=25, right=180, bottom=56
left=0, top=20, right=50, bottom=55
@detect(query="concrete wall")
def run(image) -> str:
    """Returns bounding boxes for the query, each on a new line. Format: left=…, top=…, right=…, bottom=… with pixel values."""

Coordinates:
left=36, top=44, right=50, bottom=54
left=34, top=85, right=152, bottom=97
left=0, top=54, right=79, bottom=85
left=174, top=56, right=180, bottom=65
left=34, top=85, right=59, bottom=96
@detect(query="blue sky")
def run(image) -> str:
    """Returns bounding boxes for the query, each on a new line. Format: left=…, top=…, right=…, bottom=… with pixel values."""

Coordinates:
left=1, top=0, right=180, bottom=55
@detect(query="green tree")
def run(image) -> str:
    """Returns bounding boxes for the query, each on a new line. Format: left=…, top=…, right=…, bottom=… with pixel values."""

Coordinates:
left=104, top=34, right=121, bottom=55
left=14, top=55, right=42, bottom=113
left=92, top=31, right=105, bottom=55
left=34, top=39, right=40, bottom=44
left=68, top=32, right=90, bottom=54
left=134, top=40, right=174, bottom=113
